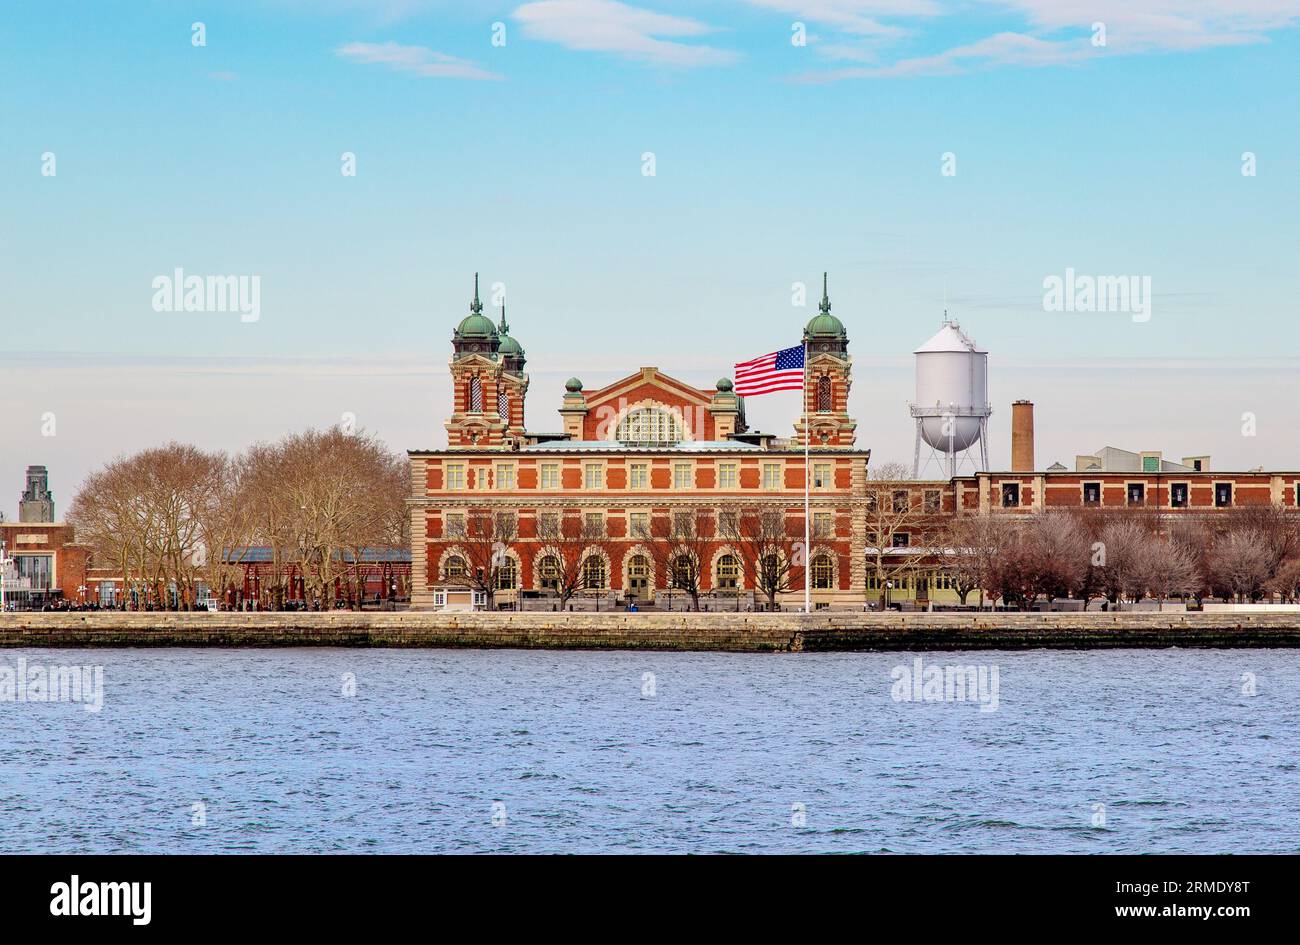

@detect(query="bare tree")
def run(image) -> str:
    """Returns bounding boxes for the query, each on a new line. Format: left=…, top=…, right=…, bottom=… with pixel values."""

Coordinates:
left=635, top=508, right=714, bottom=611
left=535, top=512, right=608, bottom=609
left=940, top=514, right=1009, bottom=607
left=863, top=464, right=929, bottom=608
left=1208, top=530, right=1273, bottom=602
left=1135, top=539, right=1202, bottom=603
left=457, top=509, right=518, bottom=610
left=718, top=504, right=803, bottom=611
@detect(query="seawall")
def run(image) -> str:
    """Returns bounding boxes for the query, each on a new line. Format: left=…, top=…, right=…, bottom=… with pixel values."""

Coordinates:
left=3, top=612, right=1300, bottom=651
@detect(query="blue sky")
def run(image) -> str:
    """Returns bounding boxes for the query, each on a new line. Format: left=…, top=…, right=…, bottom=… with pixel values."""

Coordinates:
left=2, top=1, right=1299, bottom=502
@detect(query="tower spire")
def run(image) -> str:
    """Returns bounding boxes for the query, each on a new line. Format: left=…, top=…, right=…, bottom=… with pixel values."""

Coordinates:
left=470, top=272, right=483, bottom=316
left=819, top=271, right=831, bottom=316
left=498, top=294, right=509, bottom=335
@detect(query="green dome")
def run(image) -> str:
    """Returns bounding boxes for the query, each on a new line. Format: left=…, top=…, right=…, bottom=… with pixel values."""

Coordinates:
left=456, top=313, right=498, bottom=339
left=498, top=333, right=524, bottom=356
left=716, top=377, right=734, bottom=392
left=565, top=377, right=583, bottom=392
left=804, top=312, right=846, bottom=337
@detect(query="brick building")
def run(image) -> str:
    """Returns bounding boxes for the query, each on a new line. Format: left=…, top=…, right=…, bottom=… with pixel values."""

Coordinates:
left=0, top=467, right=90, bottom=608
left=410, top=277, right=870, bottom=610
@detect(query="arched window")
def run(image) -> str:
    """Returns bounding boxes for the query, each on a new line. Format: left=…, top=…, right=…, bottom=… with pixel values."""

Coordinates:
left=816, top=375, right=832, bottom=412
left=497, top=388, right=509, bottom=419
left=671, top=554, right=696, bottom=589
left=468, top=376, right=483, bottom=412
left=811, top=555, right=834, bottom=590
left=495, top=557, right=517, bottom=590
left=717, top=554, right=739, bottom=590
left=538, top=555, right=560, bottom=591
left=444, top=555, right=468, bottom=581
left=582, top=556, right=606, bottom=589
left=616, top=407, right=683, bottom=445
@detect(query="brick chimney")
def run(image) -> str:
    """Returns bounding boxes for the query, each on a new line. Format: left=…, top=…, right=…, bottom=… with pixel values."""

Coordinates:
left=1011, top=400, right=1035, bottom=472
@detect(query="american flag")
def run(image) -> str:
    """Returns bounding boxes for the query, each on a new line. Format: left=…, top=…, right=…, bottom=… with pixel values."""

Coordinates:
left=734, top=344, right=804, bottom=396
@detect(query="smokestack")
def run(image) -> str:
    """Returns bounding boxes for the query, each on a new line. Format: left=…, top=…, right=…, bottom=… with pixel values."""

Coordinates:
left=1011, top=400, right=1035, bottom=472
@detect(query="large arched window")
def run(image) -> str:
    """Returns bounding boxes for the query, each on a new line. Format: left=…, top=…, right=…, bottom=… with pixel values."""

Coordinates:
left=616, top=407, right=683, bottom=445
left=497, top=388, right=509, bottom=418
left=582, top=556, right=607, bottom=589
left=538, top=555, right=560, bottom=591
left=468, top=376, right=483, bottom=412
left=816, top=375, right=832, bottom=412
left=444, top=555, right=468, bottom=581
left=811, top=555, right=834, bottom=590
left=716, top=554, right=739, bottom=590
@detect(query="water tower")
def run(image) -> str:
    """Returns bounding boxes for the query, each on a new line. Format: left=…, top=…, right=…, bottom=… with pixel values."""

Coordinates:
left=910, top=316, right=991, bottom=478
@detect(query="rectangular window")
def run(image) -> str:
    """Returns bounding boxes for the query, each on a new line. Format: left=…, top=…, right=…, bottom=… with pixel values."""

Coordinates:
left=894, top=532, right=910, bottom=548
left=538, top=512, right=560, bottom=536
left=813, top=463, right=832, bottom=489
left=540, top=464, right=559, bottom=489
left=924, top=490, right=941, bottom=513
left=629, top=511, right=649, bottom=536
left=718, top=463, right=738, bottom=489
left=1215, top=483, right=1232, bottom=508
left=444, top=513, right=466, bottom=537
left=584, top=512, right=604, bottom=535
left=1001, top=483, right=1020, bottom=508
left=892, top=490, right=909, bottom=513
left=762, top=463, right=781, bottom=490
left=629, top=463, right=648, bottom=489
left=584, top=464, right=603, bottom=490
left=1127, top=483, right=1145, bottom=505
left=813, top=512, right=832, bottom=538
left=673, top=462, right=692, bottom=490
left=1171, top=483, right=1189, bottom=509
left=445, top=464, right=465, bottom=491
left=1083, top=482, right=1101, bottom=505
left=495, top=464, right=515, bottom=490
left=433, top=590, right=446, bottom=607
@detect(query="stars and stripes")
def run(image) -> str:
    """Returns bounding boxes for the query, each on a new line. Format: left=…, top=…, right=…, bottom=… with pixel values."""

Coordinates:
left=733, top=344, right=804, bottom=396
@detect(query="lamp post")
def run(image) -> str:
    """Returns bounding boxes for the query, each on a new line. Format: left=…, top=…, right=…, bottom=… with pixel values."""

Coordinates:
left=886, top=579, right=894, bottom=611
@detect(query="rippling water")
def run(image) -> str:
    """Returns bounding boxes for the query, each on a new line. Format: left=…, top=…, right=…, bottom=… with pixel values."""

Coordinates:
left=1, top=647, right=1296, bottom=854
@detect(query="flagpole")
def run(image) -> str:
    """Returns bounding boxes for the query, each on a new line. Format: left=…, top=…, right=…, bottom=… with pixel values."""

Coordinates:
left=803, top=337, right=811, bottom=614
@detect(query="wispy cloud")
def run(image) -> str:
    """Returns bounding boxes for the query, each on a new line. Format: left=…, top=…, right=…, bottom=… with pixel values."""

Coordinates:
left=335, top=41, right=503, bottom=80
left=776, top=0, right=1300, bottom=80
left=512, top=0, right=741, bottom=67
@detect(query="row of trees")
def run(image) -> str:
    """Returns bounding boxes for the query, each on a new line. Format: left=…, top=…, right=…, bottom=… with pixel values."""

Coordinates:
left=938, top=505, right=1300, bottom=609
left=68, top=428, right=408, bottom=610
left=442, top=504, right=815, bottom=611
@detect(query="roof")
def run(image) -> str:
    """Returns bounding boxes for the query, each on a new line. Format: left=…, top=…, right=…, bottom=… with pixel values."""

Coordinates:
left=914, top=321, right=986, bottom=355
left=519, top=439, right=764, bottom=453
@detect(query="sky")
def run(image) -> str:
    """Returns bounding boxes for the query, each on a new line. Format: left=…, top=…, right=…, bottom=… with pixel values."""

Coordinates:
left=2, top=0, right=1299, bottom=510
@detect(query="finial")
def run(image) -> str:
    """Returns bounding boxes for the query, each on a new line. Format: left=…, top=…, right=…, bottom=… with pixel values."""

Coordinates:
left=470, top=272, right=483, bottom=316
left=498, top=295, right=509, bottom=335
left=819, top=271, right=831, bottom=315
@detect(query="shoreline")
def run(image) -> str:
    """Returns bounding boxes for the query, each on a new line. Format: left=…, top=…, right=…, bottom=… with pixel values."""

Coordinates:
left=4, top=612, right=1300, bottom=651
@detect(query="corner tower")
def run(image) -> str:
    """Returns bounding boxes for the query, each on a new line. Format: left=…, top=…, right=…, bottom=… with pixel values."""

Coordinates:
left=794, top=272, right=856, bottom=447
left=444, top=274, right=528, bottom=448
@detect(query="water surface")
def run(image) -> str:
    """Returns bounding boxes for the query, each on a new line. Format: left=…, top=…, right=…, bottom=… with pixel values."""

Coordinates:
left=1, top=648, right=1294, bottom=853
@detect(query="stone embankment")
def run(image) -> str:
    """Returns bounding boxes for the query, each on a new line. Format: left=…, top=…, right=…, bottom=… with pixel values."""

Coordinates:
left=3, top=611, right=1300, bottom=651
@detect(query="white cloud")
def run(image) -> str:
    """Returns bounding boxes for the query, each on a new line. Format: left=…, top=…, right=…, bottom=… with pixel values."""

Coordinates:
left=776, top=0, right=1300, bottom=80
left=512, top=0, right=741, bottom=67
left=335, top=41, right=504, bottom=80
